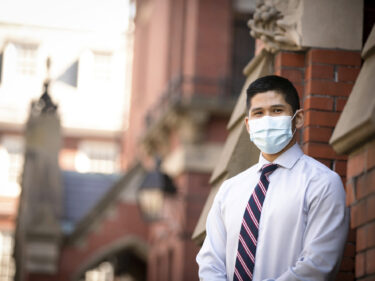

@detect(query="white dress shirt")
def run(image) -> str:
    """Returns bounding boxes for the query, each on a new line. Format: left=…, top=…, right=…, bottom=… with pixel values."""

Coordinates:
left=197, top=143, right=349, bottom=281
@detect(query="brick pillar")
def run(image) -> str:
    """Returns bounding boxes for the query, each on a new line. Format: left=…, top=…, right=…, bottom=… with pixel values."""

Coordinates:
left=347, top=139, right=375, bottom=279
left=274, top=51, right=305, bottom=100
left=304, top=48, right=361, bottom=281
left=275, top=48, right=361, bottom=280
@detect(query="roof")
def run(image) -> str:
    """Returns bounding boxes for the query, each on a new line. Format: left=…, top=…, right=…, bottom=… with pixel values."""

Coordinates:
left=65, top=163, right=146, bottom=244
left=61, top=170, right=121, bottom=234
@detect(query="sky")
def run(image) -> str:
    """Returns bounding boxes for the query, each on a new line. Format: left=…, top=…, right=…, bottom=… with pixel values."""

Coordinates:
left=0, top=0, right=130, bottom=32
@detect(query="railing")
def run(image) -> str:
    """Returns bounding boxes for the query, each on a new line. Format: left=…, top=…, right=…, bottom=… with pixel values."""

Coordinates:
left=144, top=75, right=235, bottom=128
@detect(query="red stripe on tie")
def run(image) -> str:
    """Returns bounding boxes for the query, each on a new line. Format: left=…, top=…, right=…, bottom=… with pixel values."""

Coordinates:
left=258, top=180, right=266, bottom=195
left=242, top=218, right=257, bottom=246
left=246, top=204, right=259, bottom=228
left=237, top=253, right=253, bottom=278
left=253, top=192, right=262, bottom=212
left=239, top=235, right=255, bottom=262
left=235, top=268, right=244, bottom=281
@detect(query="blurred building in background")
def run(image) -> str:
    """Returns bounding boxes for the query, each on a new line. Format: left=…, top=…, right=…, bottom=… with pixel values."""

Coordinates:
left=7, top=0, right=375, bottom=281
left=0, top=0, right=132, bottom=280
left=122, top=0, right=255, bottom=280
left=48, top=0, right=255, bottom=280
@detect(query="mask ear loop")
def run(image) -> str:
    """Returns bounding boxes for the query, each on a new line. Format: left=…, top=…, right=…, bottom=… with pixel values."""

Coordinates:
left=291, top=109, right=301, bottom=136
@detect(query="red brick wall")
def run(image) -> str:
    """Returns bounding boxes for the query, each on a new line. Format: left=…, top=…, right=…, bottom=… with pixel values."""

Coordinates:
left=304, top=49, right=361, bottom=281
left=347, top=139, right=375, bottom=280
left=274, top=48, right=361, bottom=280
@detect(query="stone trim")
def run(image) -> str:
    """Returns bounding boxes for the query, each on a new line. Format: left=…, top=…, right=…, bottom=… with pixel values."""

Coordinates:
left=330, top=25, right=375, bottom=154
left=249, top=0, right=363, bottom=53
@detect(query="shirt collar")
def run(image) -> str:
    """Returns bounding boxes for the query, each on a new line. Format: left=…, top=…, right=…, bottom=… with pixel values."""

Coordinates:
left=257, top=143, right=304, bottom=171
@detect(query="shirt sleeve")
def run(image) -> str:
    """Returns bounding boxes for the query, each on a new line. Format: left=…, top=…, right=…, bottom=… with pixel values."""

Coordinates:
left=196, top=182, right=228, bottom=281
left=264, top=172, right=349, bottom=281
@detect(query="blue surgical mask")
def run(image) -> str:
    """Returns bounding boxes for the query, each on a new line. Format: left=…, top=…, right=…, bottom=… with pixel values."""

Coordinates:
left=248, top=112, right=297, bottom=154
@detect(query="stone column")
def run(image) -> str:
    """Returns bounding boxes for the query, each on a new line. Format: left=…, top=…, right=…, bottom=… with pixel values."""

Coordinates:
left=15, top=81, right=62, bottom=279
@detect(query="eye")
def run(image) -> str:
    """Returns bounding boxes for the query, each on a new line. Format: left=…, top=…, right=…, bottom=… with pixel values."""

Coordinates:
left=252, top=111, right=263, bottom=117
left=273, top=108, right=283, bottom=113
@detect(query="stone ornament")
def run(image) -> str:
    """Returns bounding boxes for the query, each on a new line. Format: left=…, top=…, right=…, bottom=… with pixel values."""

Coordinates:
left=248, top=0, right=303, bottom=53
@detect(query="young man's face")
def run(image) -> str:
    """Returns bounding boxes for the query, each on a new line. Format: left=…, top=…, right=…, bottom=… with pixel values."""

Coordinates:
left=244, top=90, right=304, bottom=159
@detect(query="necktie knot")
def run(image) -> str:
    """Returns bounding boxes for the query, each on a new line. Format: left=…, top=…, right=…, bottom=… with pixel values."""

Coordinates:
left=261, top=163, right=278, bottom=177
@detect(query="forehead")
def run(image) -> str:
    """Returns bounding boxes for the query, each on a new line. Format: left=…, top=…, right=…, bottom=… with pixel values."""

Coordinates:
left=250, top=91, right=289, bottom=108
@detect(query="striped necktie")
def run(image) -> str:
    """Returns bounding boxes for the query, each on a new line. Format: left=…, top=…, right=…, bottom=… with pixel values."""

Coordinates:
left=234, top=163, right=278, bottom=281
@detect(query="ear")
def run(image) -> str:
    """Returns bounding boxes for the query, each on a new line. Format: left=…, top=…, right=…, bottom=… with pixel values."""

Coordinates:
left=295, top=109, right=304, bottom=129
left=245, top=116, right=250, bottom=133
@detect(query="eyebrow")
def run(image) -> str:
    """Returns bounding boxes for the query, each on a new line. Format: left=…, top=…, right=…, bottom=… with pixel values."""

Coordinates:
left=250, top=104, right=287, bottom=112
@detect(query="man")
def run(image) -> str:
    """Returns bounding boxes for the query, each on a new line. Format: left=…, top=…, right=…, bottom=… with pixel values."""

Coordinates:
left=196, top=75, right=349, bottom=281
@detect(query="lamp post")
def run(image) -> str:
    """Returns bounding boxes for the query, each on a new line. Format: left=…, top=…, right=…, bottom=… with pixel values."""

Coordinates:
left=137, top=162, right=176, bottom=222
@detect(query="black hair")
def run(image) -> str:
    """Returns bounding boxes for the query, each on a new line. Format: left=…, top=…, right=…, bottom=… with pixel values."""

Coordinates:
left=246, top=75, right=300, bottom=113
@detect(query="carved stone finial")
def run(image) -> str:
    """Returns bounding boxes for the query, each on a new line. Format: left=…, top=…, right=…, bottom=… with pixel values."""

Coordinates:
left=31, top=58, right=58, bottom=115
left=40, top=81, right=57, bottom=113
left=248, top=0, right=303, bottom=53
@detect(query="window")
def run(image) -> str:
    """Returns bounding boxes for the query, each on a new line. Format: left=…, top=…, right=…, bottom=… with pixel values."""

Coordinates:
left=0, top=136, right=24, bottom=197
left=0, top=231, right=15, bottom=281
left=7, top=152, right=23, bottom=184
left=93, top=52, right=112, bottom=82
left=85, top=261, right=114, bottom=281
left=75, top=141, right=119, bottom=174
left=14, top=43, right=38, bottom=77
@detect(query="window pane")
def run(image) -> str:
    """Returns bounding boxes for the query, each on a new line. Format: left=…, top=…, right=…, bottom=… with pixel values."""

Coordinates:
left=76, top=141, right=119, bottom=174
left=14, top=43, right=38, bottom=77
left=93, top=52, right=112, bottom=82
left=0, top=231, right=15, bottom=281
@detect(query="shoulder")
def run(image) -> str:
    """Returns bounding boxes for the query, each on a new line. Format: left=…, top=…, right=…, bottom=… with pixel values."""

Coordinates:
left=216, top=164, right=259, bottom=198
left=298, top=154, right=344, bottom=198
left=299, top=154, right=341, bottom=180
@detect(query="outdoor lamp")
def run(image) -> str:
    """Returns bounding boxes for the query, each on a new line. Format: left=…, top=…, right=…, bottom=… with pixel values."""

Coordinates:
left=137, top=164, right=176, bottom=222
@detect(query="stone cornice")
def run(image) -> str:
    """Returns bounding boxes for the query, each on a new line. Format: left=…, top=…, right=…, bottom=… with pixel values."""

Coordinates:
left=330, top=25, right=375, bottom=154
left=249, top=0, right=363, bottom=53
